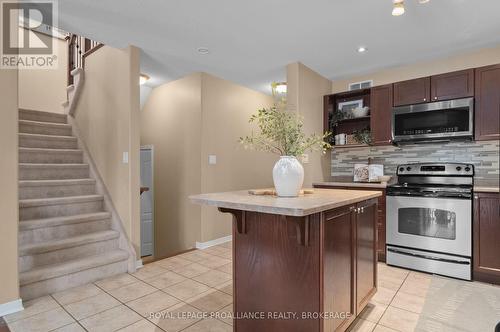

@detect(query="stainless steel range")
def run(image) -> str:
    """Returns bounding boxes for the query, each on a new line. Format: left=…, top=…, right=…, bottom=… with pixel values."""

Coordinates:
left=386, top=163, right=474, bottom=280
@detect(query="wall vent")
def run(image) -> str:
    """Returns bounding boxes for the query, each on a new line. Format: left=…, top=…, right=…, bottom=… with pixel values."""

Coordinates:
left=348, top=80, right=373, bottom=91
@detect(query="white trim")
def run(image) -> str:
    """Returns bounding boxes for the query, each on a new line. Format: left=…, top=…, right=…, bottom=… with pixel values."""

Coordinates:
left=136, top=259, right=144, bottom=269
left=0, top=298, right=23, bottom=317
left=196, top=235, right=232, bottom=250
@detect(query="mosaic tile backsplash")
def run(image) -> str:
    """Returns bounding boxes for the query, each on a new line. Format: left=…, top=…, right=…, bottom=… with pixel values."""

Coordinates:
left=331, top=140, right=499, bottom=181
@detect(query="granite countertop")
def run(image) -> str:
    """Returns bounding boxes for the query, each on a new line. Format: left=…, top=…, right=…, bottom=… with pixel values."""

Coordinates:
left=474, top=179, right=499, bottom=193
left=189, top=188, right=382, bottom=217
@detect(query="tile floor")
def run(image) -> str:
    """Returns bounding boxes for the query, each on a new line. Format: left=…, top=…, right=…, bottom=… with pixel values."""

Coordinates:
left=0, top=242, right=486, bottom=332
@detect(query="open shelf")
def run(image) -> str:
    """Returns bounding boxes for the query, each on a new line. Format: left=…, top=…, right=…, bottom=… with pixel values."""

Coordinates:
left=336, top=116, right=370, bottom=124
left=331, top=144, right=369, bottom=149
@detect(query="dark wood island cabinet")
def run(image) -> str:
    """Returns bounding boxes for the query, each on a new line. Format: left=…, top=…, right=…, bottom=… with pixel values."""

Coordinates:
left=190, top=189, right=381, bottom=332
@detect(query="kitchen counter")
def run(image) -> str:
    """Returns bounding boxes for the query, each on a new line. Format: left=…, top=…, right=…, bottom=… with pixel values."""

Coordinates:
left=190, top=188, right=381, bottom=217
left=190, top=188, right=380, bottom=331
left=313, top=181, right=389, bottom=189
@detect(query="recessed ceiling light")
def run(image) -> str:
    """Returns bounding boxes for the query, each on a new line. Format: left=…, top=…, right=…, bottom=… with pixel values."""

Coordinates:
left=392, top=0, right=405, bottom=16
left=357, top=46, right=367, bottom=53
left=197, top=47, right=210, bottom=55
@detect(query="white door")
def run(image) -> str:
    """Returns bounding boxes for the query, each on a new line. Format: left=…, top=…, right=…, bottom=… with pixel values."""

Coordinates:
left=140, top=147, right=154, bottom=257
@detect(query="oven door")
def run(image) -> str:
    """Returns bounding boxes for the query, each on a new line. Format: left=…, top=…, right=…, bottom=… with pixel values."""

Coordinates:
left=386, top=195, right=471, bottom=257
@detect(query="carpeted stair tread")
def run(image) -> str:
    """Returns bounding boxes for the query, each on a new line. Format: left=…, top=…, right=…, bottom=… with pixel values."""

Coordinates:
left=19, top=194, right=103, bottom=208
left=20, top=249, right=129, bottom=286
left=19, top=211, right=111, bottom=230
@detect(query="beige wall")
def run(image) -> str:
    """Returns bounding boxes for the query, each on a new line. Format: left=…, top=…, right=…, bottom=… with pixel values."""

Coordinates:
left=140, top=73, right=274, bottom=256
left=0, top=67, right=20, bottom=304
left=287, top=62, right=333, bottom=187
left=332, top=45, right=500, bottom=93
left=140, top=73, right=203, bottom=258
left=74, top=45, right=141, bottom=257
left=18, top=32, right=68, bottom=113
left=200, top=73, right=275, bottom=242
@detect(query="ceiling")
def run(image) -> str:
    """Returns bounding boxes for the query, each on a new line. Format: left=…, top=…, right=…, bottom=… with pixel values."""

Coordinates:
left=44, top=0, right=500, bottom=93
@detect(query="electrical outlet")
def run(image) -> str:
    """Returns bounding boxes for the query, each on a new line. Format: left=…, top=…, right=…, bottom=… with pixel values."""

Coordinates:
left=208, top=155, right=217, bottom=165
left=122, top=152, right=129, bottom=164
left=302, top=154, right=309, bottom=164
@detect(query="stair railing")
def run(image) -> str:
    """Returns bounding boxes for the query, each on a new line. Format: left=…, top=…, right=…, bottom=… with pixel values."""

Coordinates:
left=66, top=34, right=103, bottom=85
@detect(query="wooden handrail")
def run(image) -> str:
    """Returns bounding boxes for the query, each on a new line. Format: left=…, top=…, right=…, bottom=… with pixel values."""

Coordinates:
left=67, top=34, right=103, bottom=85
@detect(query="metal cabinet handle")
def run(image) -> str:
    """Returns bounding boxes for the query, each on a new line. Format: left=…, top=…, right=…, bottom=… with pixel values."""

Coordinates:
left=434, top=97, right=438, bottom=100
left=474, top=195, right=479, bottom=199
left=423, top=98, right=427, bottom=101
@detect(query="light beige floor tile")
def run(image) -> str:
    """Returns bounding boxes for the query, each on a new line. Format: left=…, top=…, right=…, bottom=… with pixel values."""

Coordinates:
left=64, top=292, right=121, bottom=320
left=192, top=269, right=231, bottom=288
left=358, top=301, right=387, bottom=323
left=171, top=263, right=211, bottom=278
left=52, top=323, right=86, bottom=332
left=163, top=279, right=211, bottom=301
left=373, top=325, right=399, bottom=332
left=52, top=283, right=103, bottom=305
left=186, top=289, right=233, bottom=312
left=94, top=273, right=138, bottom=291
left=148, top=303, right=202, bottom=332
left=347, top=318, right=376, bottom=332
left=144, top=271, right=187, bottom=289
left=215, top=281, right=233, bottom=296
left=155, top=257, right=193, bottom=270
left=214, top=251, right=232, bottom=260
left=217, top=304, right=233, bottom=326
left=197, top=256, right=231, bottom=269
left=379, top=306, right=419, bottom=332
left=108, top=281, right=157, bottom=303
left=3, top=295, right=60, bottom=323
left=390, top=291, right=425, bottom=314
left=215, top=263, right=232, bottom=274
left=218, top=242, right=232, bottom=249
left=378, top=274, right=406, bottom=291
left=131, top=264, right=169, bottom=281
left=7, top=307, right=74, bottom=332
left=399, top=276, right=431, bottom=297
left=126, top=290, right=180, bottom=317
left=371, top=286, right=397, bottom=306
left=79, top=305, right=142, bottom=332
left=182, top=318, right=232, bottom=332
left=200, top=247, right=224, bottom=256
left=180, top=251, right=214, bottom=263
left=117, top=319, right=164, bottom=331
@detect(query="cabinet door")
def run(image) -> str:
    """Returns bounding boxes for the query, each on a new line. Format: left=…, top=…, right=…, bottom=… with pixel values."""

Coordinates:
left=370, top=84, right=393, bottom=145
left=356, top=199, right=378, bottom=313
left=393, top=77, right=431, bottom=106
left=430, top=69, right=474, bottom=101
left=323, top=206, right=356, bottom=332
left=473, top=193, right=500, bottom=285
left=475, top=65, right=500, bottom=141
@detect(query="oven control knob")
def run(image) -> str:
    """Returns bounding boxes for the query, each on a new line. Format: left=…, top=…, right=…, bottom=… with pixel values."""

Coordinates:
left=465, top=167, right=471, bottom=172
left=456, top=166, right=462, bottom=171
left=406, top=167, right=411, bottom=171
left=399, top=167, right=404, bottom=172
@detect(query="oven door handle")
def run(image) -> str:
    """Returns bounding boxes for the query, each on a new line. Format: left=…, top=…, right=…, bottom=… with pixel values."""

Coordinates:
left=387, top=248, right=470, bottom=265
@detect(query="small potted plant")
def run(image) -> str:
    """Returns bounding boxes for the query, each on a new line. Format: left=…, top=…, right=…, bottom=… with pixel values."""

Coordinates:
left=240, top=107, right=331, bottom=197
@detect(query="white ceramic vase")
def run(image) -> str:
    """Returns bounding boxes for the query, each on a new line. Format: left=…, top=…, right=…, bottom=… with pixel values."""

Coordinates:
left=272, top=156, right=304, bottom=197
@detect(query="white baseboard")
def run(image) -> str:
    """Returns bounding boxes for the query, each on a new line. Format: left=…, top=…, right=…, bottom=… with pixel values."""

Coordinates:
left=196, top=235, right=232, bottom=250
left=0, top=298, right=23, bottom=317
left=135, top=259, right=143, bottom=269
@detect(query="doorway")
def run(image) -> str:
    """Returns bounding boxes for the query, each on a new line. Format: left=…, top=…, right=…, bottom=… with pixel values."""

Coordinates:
left=140, top=146, right=154, bottom=257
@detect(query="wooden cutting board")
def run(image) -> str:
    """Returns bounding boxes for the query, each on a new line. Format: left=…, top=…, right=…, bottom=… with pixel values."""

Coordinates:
left=248, top=188, right=315, bottom=196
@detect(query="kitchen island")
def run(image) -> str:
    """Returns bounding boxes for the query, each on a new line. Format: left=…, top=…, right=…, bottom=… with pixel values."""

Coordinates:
left=190, top=188, right=381, bottom=332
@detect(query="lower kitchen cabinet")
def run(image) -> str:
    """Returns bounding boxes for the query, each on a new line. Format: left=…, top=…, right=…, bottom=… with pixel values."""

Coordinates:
left=314, top=184, right=387, bottom=262
left=323, top=199, right=378, bottom=332
left=473, top=192, right=500, bottom=285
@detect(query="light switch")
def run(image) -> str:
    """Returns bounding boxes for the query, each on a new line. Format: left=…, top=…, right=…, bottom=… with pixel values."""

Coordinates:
left=208, top=155, right=217, bottom=165
left=301, top=154, right=309, bottom=164
left=122, top=152, right=129, bottom=164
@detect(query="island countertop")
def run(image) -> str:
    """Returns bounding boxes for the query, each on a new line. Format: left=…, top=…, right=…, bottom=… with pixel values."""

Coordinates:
left=189, top=188, right=382, bottom=217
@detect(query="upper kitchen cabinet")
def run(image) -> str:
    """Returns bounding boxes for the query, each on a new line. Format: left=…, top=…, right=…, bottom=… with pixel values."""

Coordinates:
left=393, top=77, right=430, bottom=106
left=370, top=84, right=393, bottom=145
left=475, top=64, right=500, bottom=141
left=430, top=69, right=474, bottom=101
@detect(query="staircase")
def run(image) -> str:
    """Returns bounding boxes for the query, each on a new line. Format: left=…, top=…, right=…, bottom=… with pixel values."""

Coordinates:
left=18, top=109, right=129, bottom=300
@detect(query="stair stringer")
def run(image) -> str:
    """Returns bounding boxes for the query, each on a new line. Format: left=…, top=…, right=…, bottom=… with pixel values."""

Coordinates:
left=67, top=116, right=137, bottom=274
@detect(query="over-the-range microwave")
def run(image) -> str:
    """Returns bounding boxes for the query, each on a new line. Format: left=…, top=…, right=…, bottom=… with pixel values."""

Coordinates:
left=391, top=97, right=474, bottom=144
